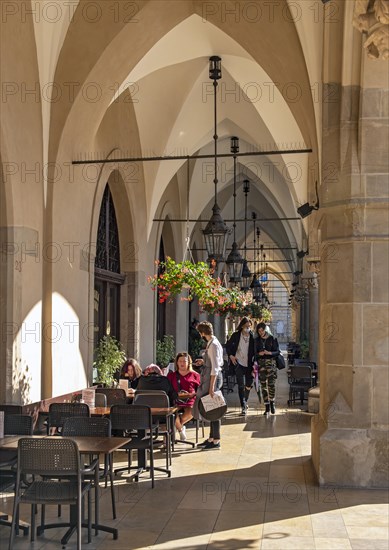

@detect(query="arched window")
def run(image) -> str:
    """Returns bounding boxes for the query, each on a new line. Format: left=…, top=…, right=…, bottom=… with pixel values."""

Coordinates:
left=94, top=185, right=124, bottom=347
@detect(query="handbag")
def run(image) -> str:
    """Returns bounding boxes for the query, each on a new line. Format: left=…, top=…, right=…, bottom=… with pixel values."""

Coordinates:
left=275, top=354, right=286, bottom=370
left=198, top=391, right=227, bottom=421
left=175, top=371, right=190, bottom=405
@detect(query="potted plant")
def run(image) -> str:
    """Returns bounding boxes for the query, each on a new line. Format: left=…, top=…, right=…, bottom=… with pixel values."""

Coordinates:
left=155, top=335, right=175, bottom=369
left=148, top=257, right=250, bottom=315
left=299, top=339, right=310, bottom=359
left=93, top=335, right=126, bottom=387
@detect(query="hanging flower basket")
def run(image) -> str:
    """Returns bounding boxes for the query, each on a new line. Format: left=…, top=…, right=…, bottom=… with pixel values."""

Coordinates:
left=148, top=257, right=251, bottom=315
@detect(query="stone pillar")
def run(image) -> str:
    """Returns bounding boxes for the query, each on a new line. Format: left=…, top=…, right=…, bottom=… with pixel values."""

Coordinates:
left=312, top=1, right=389, bottom=487
left=306, top=260, right=321, bottom=367
left=309, top=282, right=319, bottom=366
left=303, top=289, right=310, bottom=342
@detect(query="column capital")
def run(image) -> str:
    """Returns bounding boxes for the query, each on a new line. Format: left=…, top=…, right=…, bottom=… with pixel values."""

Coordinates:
left=353, top=0, right=389, bottom=60
left=306, top=257, right=321, bottom=278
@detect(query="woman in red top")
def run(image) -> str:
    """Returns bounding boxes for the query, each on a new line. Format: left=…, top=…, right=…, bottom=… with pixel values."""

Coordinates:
left=168, top=352, right=200, bottom=441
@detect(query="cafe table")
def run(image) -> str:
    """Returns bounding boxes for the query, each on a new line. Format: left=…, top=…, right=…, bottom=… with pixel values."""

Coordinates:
left=0, top=434, right=131, bottom=543
left=39, top=405, right=178, bottom=473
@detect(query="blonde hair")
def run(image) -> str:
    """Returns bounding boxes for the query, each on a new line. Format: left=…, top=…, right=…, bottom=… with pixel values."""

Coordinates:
left=174, top=352, right=193, bottom=372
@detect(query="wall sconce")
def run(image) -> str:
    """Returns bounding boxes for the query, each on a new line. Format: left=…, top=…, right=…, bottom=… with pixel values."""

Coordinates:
left=297, top=249, right=309, bottom=259
left=297, top=181, right=319, bottom=218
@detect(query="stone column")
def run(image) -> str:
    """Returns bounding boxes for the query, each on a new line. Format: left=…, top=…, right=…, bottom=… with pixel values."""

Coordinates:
left=303, top=289, right=310, bottom=342
left=306, top=259, right=321, bottom=367
left=309, top=282, right=319, bottom=366
left=312, top=1, right=389, bottom=487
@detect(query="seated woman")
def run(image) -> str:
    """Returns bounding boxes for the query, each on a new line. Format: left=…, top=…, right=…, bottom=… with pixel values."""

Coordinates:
left=137, top=364, right=177, bottom=405
left=168, top=352, right=201, bottom=441
left=118, top=358, right=142, bottom=389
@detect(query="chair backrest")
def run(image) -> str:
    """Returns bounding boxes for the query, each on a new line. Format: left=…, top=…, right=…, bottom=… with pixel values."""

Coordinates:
left=17, top=437, right=80, bottom=477
left=289, top=365, right=313, bottom=382
left=4, top=414, right=33, bottom=435
left=110, top=404, right=152, bottom=432
left=134, top=390, right=167, bottom=395
left=94, top=393, right=107, bottom=407
left=62, top=416, right=111, bottom=437
left=133, top=392, right=169, bottom=408
left=295, top=359, right=317, bottom=370
left=48, top=402, right=90, bottom=430
left=95, top=388, right=127, bottom=406
left=0, top=405, right=22, bottom=415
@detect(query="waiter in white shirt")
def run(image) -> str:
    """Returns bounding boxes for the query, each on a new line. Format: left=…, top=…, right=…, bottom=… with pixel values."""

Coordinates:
left=193, top=321, right=224, bottom=450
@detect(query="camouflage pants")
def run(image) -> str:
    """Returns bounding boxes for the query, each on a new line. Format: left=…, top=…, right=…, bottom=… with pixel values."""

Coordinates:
left=257, top=359, right=277, bottom=402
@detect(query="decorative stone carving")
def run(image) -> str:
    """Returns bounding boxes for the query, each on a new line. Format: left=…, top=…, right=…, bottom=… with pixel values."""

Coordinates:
left=301, top=271, right=319, bottom=290
left=307, top=257, right=321, bottom=277
left=353, top=0, right=389, bottom=60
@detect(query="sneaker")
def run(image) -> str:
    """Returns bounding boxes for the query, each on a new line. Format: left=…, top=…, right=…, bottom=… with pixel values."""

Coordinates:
left=203, top=441, right=220, bottom=450
left=241, top=407, right=246, bottom=416
left=180, top=425, right=187, bottom=441
left=197, top=439, right=211, bottom=447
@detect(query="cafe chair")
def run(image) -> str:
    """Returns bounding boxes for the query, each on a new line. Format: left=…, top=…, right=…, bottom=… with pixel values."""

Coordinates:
left=62, top=416, right=116, bottom=521
left=46, top=402, right=90, bottom=435
left=94, top=392, right=107, bottom=407
left=0, top=457, right=30, bottom=537
left=133, top=392, right=174, bottom=463
left=0, top=414, right=34, bottom=469
left=4, top=414, right=33, bottom=436
left=134, top=389, right=168, bottom=395
left=288, top=365, right=314, bottom=405
left=9, top=438, right=94, bottom=550
left=110, top=404, right=167, bottom=488
left=95, top=388, right=127, bottom=406
left=0, top=405, right=22, bottom=415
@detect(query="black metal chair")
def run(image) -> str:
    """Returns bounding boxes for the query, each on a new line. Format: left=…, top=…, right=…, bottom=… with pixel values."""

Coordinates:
left=110, top=404, right=167, bottom=488
left=9, top=438, right=94, bottom=550
left=95, top=388, right=127, bottom=406
left=0, top=405, right=22, bottom=415
left=0, top=457, right=29, bottom=537
left=133, top=392, right=175, bottom=460
left=288, top=365, right=314, bottom=405
left=94, top=392, right=107, bottom=407
left=4, top=414, right=33, bottom=436
left=46, top=402, right=90, bottom=434
left=1, top=413, right=34, bottom=468
left=62, top=416, right=116, bottom=521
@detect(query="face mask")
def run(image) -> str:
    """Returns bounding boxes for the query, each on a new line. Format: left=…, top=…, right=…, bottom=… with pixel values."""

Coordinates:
left=245, top=328, right=250, bottom=333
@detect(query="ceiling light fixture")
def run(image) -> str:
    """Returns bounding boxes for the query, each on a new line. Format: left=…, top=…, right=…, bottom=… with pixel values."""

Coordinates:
left=203, top=56, right=229, bottom=265
left=226, top=136, right=244, bottom=284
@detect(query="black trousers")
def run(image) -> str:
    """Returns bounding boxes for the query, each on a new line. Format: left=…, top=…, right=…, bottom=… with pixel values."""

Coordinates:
left=209, top=372, right=223, bottom=440
left=235, top=363, right=253, bottom=407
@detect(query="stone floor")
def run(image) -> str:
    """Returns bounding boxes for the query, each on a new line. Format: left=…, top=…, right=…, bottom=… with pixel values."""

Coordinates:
left=1, top=366, right=388, bottom=550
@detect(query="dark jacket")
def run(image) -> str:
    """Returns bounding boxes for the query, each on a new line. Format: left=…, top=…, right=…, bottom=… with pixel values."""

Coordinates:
left=225, top=330, right=255, bottom=369
left=254, top=334, right=280, bottom=362
left=136, top=374, right=177, bottom=405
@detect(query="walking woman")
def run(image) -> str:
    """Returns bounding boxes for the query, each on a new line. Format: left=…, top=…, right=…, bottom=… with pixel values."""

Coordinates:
left=193, top=321, right=224, bottom=450
left=255, top=322, right=280, bottom=416
left=225, top=317, right=255, bottom=415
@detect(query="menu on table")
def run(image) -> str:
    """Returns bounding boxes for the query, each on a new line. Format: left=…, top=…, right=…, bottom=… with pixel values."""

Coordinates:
left=82, top=389, right=95, bottom=408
